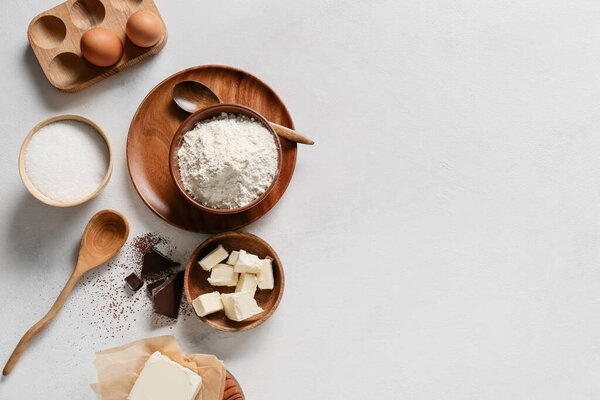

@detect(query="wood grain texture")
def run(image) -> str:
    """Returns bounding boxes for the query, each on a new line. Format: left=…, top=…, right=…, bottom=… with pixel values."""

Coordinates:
left=184, top=232, right=285, bottom=332
left=28, top=0, right=167, bottom=92
left=3, top=210, right=129, bottom=375
left=127, top=65, right=297, bottom=233
left=18, top=114, right=113, bottom=207
left=224, top=371, right=245, bottom=400
left=270, top=122, right=314, bottom=145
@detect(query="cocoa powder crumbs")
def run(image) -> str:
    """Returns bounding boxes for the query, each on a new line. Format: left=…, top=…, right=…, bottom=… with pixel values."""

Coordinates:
left=64, top=233, right=194, bottom=340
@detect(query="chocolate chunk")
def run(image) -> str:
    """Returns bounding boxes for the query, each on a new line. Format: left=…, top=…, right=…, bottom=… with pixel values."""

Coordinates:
left=141, top=250, right=180, bottom=277
left=151, top=270, right=184, bottom=318
left=124, top=273, right=143, bottom=291
left=146, top=278, right=166, bottom=294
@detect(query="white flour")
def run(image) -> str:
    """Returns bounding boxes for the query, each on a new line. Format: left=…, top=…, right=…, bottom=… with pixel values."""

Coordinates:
left=24, top=120, right=110, bottom=203
left=177, top=113, right=279, bottom=209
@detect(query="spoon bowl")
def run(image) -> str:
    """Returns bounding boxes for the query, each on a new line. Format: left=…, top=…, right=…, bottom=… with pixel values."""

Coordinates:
left=78, top=209, right=130, bottom=269
left=172, top=80, right=220, bottom=113
left=172, top=80, right=314, bottom=145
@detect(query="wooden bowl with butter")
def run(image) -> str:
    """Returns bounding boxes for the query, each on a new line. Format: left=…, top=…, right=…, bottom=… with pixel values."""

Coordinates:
left=184, top=231, right=284, bottom=332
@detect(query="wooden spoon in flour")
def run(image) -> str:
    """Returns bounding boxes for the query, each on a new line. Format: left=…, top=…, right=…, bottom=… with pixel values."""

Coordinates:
left=172, top=80, right=314, bottom=145
left=2, top=210, right=129, bottom=376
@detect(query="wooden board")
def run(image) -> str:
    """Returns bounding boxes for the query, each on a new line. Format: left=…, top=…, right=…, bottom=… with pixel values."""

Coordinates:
left=28, top=0, right=167, bottom=92
left=127, top=65, right=297, bottom=233
left=184, top=232, right=285, bottom=332
left=225, top=371, right=245, bottom=400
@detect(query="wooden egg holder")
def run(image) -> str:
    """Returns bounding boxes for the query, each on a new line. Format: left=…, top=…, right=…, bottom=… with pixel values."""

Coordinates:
left=28, top=0, right=167, bottom=92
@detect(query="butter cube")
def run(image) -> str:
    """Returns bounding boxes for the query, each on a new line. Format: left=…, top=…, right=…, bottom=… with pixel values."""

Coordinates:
left=221, top=292, right=263, bottom=322
left=235, top=273, right=258, bottom=296
left=128, top=351, right=202, bottom=400
left=207, top=264, right=238, bottom=286
left=192, top=291, right=224, bottom=317
left=233, top=250, right=260, bottom=273
left=226, top=250, right=239, bottom=266
left=199, top=244, right=228, bottom=271
left=257, top=258, right=274, bottom=290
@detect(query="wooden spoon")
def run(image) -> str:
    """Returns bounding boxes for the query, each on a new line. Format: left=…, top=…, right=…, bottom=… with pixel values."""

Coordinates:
left=172, top=80, right=314, bottom=145
left=2, top=209, right=129, bottom=376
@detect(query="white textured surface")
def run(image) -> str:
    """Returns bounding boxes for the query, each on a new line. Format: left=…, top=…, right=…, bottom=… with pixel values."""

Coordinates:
left=1, top=0, right=600, bottom=399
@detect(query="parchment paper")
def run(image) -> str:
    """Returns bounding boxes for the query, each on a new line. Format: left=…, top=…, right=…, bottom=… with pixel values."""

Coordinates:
left=90, top=335, right=226, bottom=400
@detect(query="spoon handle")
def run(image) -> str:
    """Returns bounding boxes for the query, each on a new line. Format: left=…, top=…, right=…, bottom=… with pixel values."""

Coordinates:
left=3, top=269, right=81, bottom=376
left=270, top=123, right=315, bottom=145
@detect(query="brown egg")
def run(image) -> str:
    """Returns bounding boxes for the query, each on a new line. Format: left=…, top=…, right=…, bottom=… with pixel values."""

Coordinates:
left=80, top=28, right=123, bottom=67
left=126, top=10, right=162, bottom=48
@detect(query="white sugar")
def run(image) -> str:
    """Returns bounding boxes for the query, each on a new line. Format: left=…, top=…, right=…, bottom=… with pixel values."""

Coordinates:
left=24, top=120, right=110, bottom=203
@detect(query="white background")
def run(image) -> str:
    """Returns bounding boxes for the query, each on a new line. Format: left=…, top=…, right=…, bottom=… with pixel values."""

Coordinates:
left=2, top=0, right=600, bottom=398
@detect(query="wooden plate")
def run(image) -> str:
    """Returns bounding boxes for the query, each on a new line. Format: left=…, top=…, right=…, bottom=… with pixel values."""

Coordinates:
left=127, top=65, right=297, bottom=233
left=184, top=232, right=285, bottom=332
left=225, top=371, right=245, bottom=400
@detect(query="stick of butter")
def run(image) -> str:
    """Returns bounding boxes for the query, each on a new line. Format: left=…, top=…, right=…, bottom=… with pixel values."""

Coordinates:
left=221, top=292, right=263, bottom=321
left=192, top=291, right=224, bottom=317
left=207, top=264, right=238, bottom=286
left=128, top=351, right=202, bottom=400
left=257, top=257, right=274, bottom=290
left=199, top=244, right=229, bottom=271
left=226, top=250, right=239, bottom=266
left=233, top=250, right=260, bottom=273
left=235, top=273, right=257, bottom=296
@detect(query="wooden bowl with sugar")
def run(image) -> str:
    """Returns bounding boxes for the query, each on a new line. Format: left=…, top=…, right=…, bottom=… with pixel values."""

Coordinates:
left=169, top=103, right=283, bottom=215
left=18, top=114, right=113, bottom=207
left=184, top=231, right=285, bottom=332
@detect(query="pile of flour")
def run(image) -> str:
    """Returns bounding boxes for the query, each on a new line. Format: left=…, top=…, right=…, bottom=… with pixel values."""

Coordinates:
left=177, top=113, right=279, bottom=209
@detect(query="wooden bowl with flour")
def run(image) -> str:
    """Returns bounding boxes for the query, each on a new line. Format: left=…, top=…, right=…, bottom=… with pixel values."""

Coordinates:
left=169, top=103, right=283, bottom=215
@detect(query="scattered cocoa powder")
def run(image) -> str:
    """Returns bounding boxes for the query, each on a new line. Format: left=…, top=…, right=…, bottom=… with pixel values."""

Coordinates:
left=64, top=233, right=193, bottom=340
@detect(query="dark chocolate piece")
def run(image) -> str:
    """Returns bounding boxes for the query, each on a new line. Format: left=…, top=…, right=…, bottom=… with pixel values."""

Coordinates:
left=146, top=278, right=166, bottom=294
left=141, top=250, right=180, bottom=277
left=124, top=273, right=143, bottom=291
left=151, top=270, right=184, bottom=318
